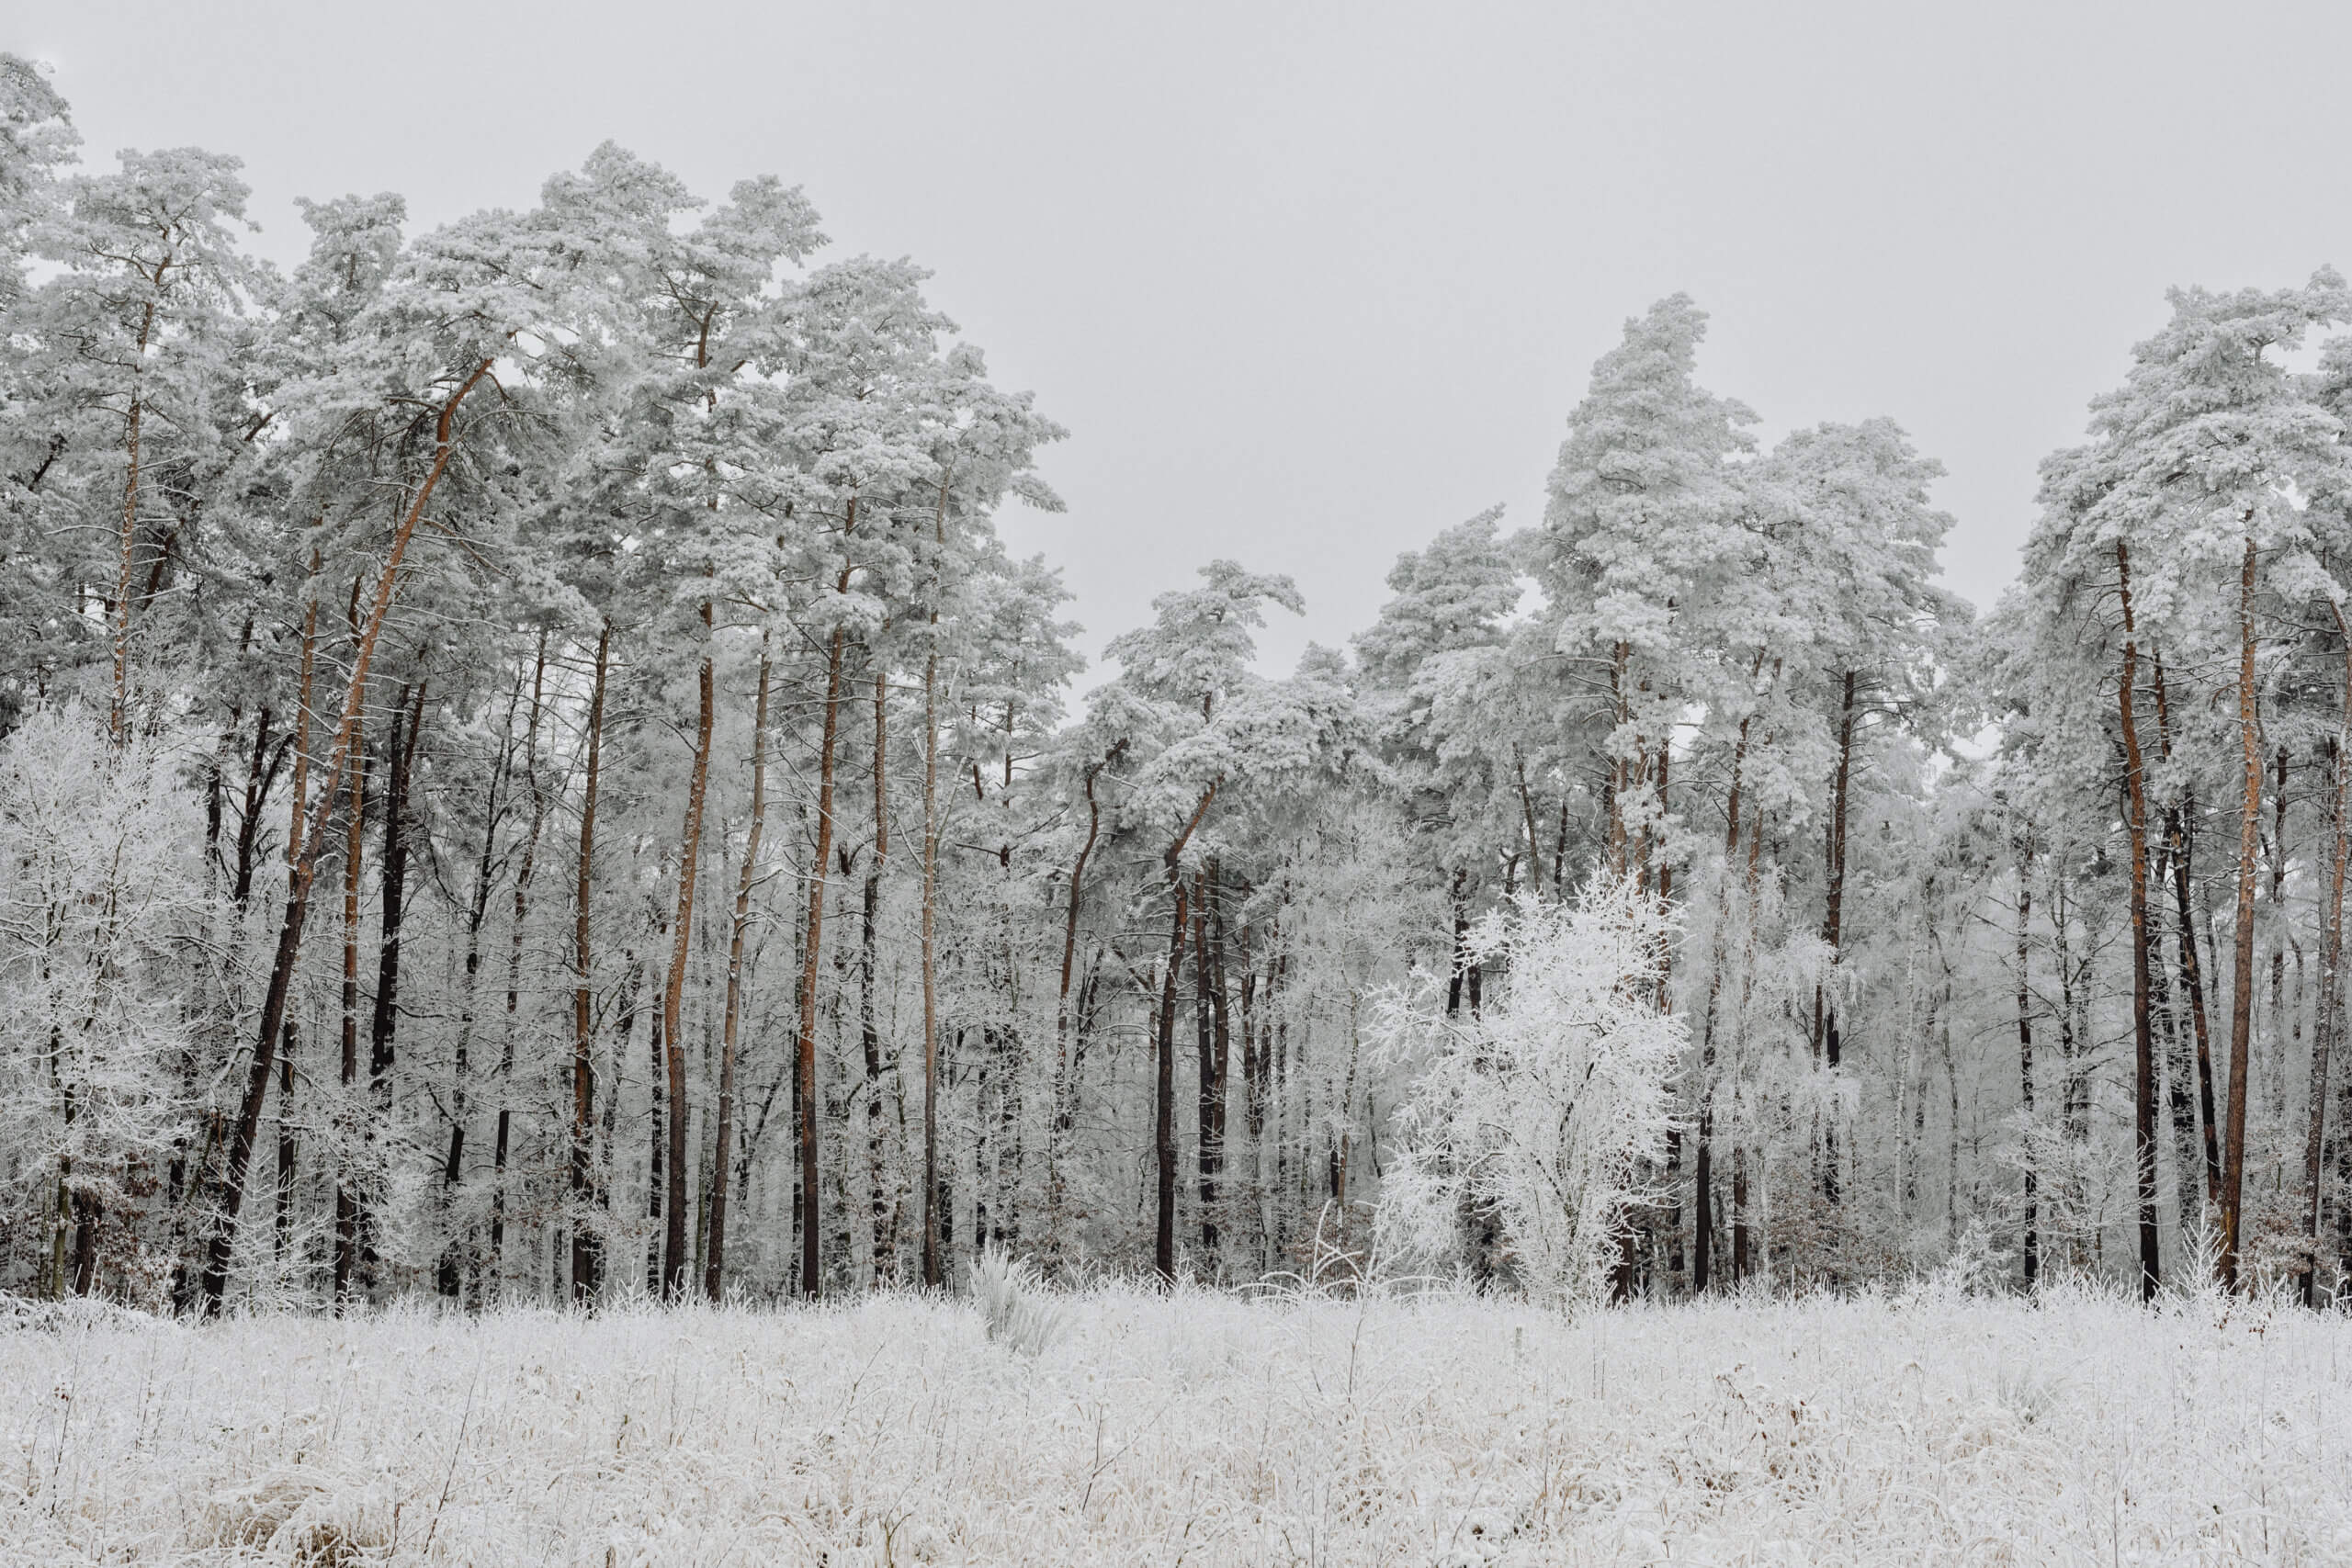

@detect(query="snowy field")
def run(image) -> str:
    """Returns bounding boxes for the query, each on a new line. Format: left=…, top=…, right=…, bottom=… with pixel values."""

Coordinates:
left=5, top=1282, right=2348, bottom=1566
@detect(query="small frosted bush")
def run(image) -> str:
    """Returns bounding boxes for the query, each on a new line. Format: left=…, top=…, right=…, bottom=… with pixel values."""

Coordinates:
left=970, top=1244, right=1066, bottom=1355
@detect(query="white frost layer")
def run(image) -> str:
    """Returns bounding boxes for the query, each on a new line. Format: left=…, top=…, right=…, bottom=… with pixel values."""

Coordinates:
left=4, top=1284, right=2346, bottom=1564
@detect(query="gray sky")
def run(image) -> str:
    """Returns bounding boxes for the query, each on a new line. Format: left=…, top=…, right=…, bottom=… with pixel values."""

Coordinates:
left=27, top=1, right=2352, bottom=676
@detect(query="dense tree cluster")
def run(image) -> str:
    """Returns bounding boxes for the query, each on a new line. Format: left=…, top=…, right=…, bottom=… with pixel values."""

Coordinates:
left=6, top=62, right=2352, bottom=1313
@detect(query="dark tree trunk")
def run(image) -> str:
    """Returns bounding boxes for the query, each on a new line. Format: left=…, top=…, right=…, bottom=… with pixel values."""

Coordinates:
left=861, top=663, right=896, bottom=1285
left=1154, top=784, right=1216, bottom=1284
left=2306, top=616, right=2352, bottom=1305
left=2117, top=539, right=2160, bottom=1300
left=797, top=616, right=850, bottom=1297
left=571, top=622, right=609, bottom=1303
left=273, top=1023, right=296, bottom=1266
left=1050, top=740, right=1123, bottom=1257
left=436, top=676, right=513, bottom=1299
left=658, top=610, right=715, bottom=1300
left=1157, top=882, right=1191, bottom=1286
left=1815, top=669, right=1857, bottom=1209
left=705, top=646, right=769, bottom=1301
left=646, top=939, right=667, bottom=1298
left=488, top=639, right=548, bottom=1295
left=195, top=359, right=492, bottom=1320
left=2221, top=534, right=2261, bottom=1289
left=2017, top=828, right=2038, bottom=1290
left=368, top=684, right=424, bottom=1117
left=334, top=732, right=367, bottom=1307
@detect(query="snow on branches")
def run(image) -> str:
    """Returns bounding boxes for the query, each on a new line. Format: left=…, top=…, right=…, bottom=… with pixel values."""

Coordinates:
left=1375, top=875, right=1683, bottom=1305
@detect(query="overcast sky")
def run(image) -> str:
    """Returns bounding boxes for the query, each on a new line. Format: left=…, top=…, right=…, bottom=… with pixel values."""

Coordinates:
left=25, top=1, right=2352, bottom=676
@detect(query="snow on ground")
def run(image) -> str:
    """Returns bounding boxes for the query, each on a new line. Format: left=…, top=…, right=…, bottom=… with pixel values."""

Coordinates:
left=3, top=1280, right=2347, bottom=1565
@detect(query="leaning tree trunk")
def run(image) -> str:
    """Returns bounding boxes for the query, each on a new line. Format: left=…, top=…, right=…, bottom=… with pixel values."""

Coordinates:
left=195, top=358, right=492, bottom=1320
left=2117, top=538, right=2160, bottom=1300
left=705, top=642, right=769, bottom=1302
left=2220, top=533, right=2262, bottom=1290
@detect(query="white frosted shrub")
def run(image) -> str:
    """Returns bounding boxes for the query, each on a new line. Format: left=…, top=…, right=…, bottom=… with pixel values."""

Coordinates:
left=971, top=1242, right=1066, bottom=1354
left=1375, top=875, right=1683, bottom=1304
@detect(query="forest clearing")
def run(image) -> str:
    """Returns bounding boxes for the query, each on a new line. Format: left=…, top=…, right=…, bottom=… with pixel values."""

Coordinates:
left=5, top=1276, right=2346, bottom=1565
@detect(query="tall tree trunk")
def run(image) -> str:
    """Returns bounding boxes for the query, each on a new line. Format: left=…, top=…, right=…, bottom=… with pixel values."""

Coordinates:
left=1814, top=669, right=1857, bottom=1070
left=487, top=638, right=548, bottom=1295
left=1606, top=639, right=1630, bottom=876
left=1814, top=669, right=1857, bottom=1212
left=277, top=561, right=322, bottom=1292
left=286, top=555, right=319, bottom=872
left=921, top=515, right=944, bottom=1291
left=2016, top=827, right=2037, bottom=1290
left=272, top=1023, right=296, bottom=1267
left=794, top=501, right=868, bottom=1298
left=1050, top=740, right=1123, bottom=1255
left=229, top=709, right=273, bottom=910
left=2151, top=657, right=2222, bottom=1214
left=705, top=643, right=769, bottom=1301
left=2221, top=533, right=2262, bottom=1289
left=436, top=688, right=512, bottom=1299
left=354, top=686, right=420, bottom=1294
left=1732, top=800, right=1765, bottom=1287
left=1155, top=784, right=1217, bottom=1283
left=797, top=632, right=850, bottom=1296
left=1210, top=868, right=1233, bottom=1260
left=571, top=621, right=609, bottom=1303
left=2268, top=745, right=2291, bottom=1128
left=334, top=731, right=367, bottom=1307
left=861, top=660, right=896, bottom=1285
left=645, top=929, right=667, bottom=1297
left=195, top=358, right=492, bottom=1318
left=1194, top=870, right=1218, bottom=1260
left=1692, top=695, right=1758, bottom=1293
left=1157, top=883, right=1191, bottom=1285
left=2305, top=614, right=2352, bottom=1305
left=1513, top=746, right=1544, bottom=896
left=368, top=688, right=424, bottom=1178
left=2117, top=538, right=2160, bottom=1300
left=659, top=610, right=714, bottom=1300
left=2153, top=850, right=2200, bottom=1244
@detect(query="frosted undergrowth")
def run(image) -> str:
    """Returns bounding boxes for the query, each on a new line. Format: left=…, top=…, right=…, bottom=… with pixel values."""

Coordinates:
left=3, top=1280, right=2348, bottom=1565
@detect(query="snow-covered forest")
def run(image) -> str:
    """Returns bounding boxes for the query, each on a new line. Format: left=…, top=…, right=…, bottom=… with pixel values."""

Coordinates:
left=6, top=51, right=2352, bottom=1325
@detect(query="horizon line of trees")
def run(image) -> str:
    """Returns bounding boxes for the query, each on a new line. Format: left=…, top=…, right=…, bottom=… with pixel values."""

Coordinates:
left=6, top=57, right=2352, bottom=1314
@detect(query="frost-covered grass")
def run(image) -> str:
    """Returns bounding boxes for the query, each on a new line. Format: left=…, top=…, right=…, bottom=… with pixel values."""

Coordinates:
left=5, top=1280, right=2350, bottom=1564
